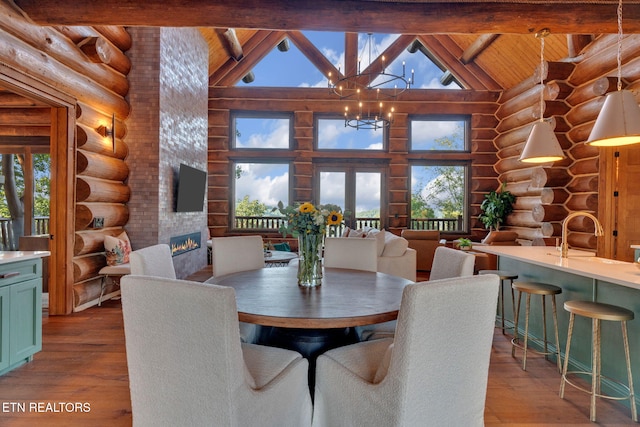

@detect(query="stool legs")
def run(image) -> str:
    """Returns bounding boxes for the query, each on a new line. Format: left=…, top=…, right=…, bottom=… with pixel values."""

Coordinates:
left=560, top=314, right=637, bottom=422
left=512, top=290, right=561, bottom=372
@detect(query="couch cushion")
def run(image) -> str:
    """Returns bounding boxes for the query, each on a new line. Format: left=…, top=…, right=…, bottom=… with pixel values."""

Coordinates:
left=365, top=228, right=386, bottom=257
left=381, top=231, right=409, bottom=257
left=104, top=231, right=131, bottom=266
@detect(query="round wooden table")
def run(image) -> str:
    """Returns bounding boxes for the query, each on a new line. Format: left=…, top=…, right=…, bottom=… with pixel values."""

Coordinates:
left=213, top=266, right=413, bottom=329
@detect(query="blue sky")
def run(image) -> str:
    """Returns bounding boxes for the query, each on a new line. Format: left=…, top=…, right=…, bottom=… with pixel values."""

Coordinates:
left=234, top=32, right=463, bottom=214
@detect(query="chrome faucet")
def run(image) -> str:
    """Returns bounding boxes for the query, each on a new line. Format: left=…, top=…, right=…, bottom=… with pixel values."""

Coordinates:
left=560, top=211, right=604, bottom=258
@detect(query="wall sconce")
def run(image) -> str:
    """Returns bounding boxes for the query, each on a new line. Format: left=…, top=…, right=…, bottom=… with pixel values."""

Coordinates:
left=96, top=113, right=116, bottom=153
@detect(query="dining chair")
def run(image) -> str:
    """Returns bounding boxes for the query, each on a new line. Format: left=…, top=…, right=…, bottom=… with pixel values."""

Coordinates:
left=129, top=243, right=176, bottom=279
left=210, top=235, right=265, bottom=277
left=312, top=274, right=500, bottom=427
left=428, top=245, right=475, bottom=280
left=121, top=275, right=312, bottom=427
left=360, top=245, right=476, bottom=341
left=323, top=237, right=378, bottom=272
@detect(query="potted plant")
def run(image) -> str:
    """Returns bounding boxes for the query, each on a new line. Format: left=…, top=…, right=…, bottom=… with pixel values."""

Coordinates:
left=457, top=238, right=472, bottom=251
left=478, top=183, right=516, bottom=232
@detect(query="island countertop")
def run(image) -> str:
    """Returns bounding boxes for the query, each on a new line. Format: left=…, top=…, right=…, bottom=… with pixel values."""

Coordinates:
left=0, top=251, right=50, bottom=265
left=472, top=245, right=640, bottom=291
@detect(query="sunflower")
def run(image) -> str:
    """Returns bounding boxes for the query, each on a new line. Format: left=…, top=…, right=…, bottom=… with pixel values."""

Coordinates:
left=298, top=202, right=315, bottom=213
left=327, top=211, right=343, bottom=226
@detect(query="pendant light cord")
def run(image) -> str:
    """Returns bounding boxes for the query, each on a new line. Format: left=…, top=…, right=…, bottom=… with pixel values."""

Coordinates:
left=539, top=34, right=545, bottom=123
left=617, top=0, right=623, bottom=91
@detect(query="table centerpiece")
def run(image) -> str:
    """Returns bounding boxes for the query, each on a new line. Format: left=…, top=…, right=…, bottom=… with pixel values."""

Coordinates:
left=275, top=201, right=344, bottom=287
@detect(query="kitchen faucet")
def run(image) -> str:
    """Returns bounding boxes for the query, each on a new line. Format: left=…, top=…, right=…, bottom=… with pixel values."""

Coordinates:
left=561, top=211, right=604, bottom=258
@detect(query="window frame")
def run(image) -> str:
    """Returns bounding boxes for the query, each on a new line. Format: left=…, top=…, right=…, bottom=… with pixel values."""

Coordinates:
left=409, top=114, right=471, bottom=153
left=314, top=114, right=388, bottom=152
left=230, top=111, right=294, bottom=150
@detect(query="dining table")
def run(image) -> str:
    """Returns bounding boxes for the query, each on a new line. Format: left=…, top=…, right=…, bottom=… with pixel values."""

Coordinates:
left=207, top=265, right=412, bottom=362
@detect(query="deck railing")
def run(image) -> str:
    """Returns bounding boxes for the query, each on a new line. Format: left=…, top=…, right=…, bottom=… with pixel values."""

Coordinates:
left=234, top=215, right=462, bottom=233
left=0, top=217, right=50, bottom=250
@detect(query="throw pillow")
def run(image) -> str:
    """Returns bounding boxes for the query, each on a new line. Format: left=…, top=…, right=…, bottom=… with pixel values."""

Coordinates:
left=365, top=228, right=386, bottom=257
left=347, top=228, right=365, bottom=238
left=341, top=226, right=351, bottom=237
left=104, top=231, right=131, bottom=266
left=381, top=231, right=409, bottom=257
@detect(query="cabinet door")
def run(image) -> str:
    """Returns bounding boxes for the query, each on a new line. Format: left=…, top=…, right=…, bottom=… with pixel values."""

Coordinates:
left=0, top=286, right=9, bottom=371
left=9, top=278, right=42, bottom=364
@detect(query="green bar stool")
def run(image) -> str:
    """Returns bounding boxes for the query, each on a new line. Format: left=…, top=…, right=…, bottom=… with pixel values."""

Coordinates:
left=511, top=281, right=562, bottom=372
left=479, top=269, right=518, bottom=334
left=559, top=300, right=637, bottom=423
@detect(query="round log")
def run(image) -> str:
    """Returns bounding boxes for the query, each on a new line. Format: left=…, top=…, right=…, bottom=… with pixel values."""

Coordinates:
left=566, top=193, right=598, bottom=211
left=567, top=232, right=598, bottom=250
left=471, top=165, right=496, bottom=178
left=533, top=61, right=576, bottom=83
left=568, top=140, right=599, bottom=159
left=499, top=74, right=537, bottom=104
left=75, top=202, right=130, bottom=230
left=94, top=26, right=133, bottom=52
left=73, top=277, right=119, bottom=308
left=494, top=124, right=531, bottom=150
left=471, top=114, right=499, bottom=129
left=513, top=196, right=543, bottom=211
left=565, top=215, right=598, bottom=233
left=570, top=35, right=640, bottom=86
left=569, top=158, right=599, bottom=176
left=77, top=36, right=131, bottom=75
left=503, top=180, right=542, bottom=197
left=471, top=139, right=497, bottom=152
left=500, top=166, right=535, bottom=184
left=532, top=204, right=569, bottom=222
left=76, top=177, right=131, bottom=203
left=506, top=210, right=540, bottom=228
left=508, top=225, right=554, bottom=240
left=472, top=153, right=499, bottom=165
left=471, top=129, right=498, bottom=142
left=77, top=103, right=127, bottom=139
left=471, top=177, right=499, bottom=193
left=540, top=187, right=570, bottom=204
left=0, top=108, right=51, bottom=125
left=567, top=175, right=598, bottom=193
left=565, top=96, right=605, bottom=127
left=74, top=227, right=127, bottom=255
left=531, top=168, right=572, bottom=188
left=77, top=149, right=129, bottom=181
left=566, top=76, right=615, bottom=106
left=496, top=84, right=547, bottom=120
left=494, top=156, right=531, bottom=175
left=73, top=253, right=105, bottom=282
left=567, top=121, right=596, bottom=144
left=496, top=104, right=540, bottom=133
left=77, top=124, right=129, bottom=159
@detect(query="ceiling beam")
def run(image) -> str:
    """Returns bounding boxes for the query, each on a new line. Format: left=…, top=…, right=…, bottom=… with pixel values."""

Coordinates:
left=460, top=34, right=500, bottom=64
left=216, top=28, right=244, bottom=61
left=11, top=1, right=640, bottom=34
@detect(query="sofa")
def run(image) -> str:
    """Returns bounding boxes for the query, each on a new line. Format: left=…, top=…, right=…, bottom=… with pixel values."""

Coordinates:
left=400, top=229, right=442, bottom=272
left=342, top=228, right=416, bottom=281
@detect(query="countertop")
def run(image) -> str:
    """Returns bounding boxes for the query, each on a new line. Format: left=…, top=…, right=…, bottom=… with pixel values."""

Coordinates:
left=472, top=245, right=640, bottom=291
left=0, top=251, right=50, bottom=265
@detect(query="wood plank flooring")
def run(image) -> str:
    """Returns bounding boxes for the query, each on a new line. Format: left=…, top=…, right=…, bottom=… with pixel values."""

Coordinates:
left=0, top=272, right=636, bottom=426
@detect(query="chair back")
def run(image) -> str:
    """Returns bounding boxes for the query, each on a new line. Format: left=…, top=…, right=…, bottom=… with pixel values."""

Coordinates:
left=389, top=274, right=500, bottom=425
left=429, top=246, right=475, bottom=280
left=211, top=235, right=265, bottom=277
left=129, top=244, right=176, bottom=279
left=121, top=275, right=246, bottom=425
left=323, top=237, right=378, bottom=272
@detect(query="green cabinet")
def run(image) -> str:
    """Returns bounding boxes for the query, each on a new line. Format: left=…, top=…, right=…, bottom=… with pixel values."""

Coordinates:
left=0, top=257, right=42, bottom=375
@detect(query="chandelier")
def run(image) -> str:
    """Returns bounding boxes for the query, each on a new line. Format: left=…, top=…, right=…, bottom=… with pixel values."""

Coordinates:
left=328, top=33, right=413, bottom=130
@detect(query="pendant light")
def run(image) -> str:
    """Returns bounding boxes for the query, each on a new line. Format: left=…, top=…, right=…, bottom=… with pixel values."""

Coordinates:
left=519, top=29, right=566, bottom=163
left=587, top=0, right=640, bottom=147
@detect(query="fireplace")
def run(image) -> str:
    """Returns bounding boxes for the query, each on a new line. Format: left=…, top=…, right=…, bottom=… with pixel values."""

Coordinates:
left=169, top=232, right=201, bottom=257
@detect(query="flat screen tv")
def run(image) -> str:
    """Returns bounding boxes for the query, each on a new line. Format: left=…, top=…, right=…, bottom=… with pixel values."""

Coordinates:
left=175, top=163, right=207, bottom=212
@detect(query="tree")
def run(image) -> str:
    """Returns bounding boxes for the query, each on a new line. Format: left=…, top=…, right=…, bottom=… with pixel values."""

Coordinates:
left=235, top=195, right=268, bottom=216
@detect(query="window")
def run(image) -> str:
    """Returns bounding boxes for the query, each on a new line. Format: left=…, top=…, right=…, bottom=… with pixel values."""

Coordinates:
left=316, top=117, right=385, bottom=150
left=410, top=115, right=469, bottom=151
left=232, top=113, right=292, bottom=149
left=410, top=163, right=468, bottom=233
left=233, top=161, right=290, bottom=230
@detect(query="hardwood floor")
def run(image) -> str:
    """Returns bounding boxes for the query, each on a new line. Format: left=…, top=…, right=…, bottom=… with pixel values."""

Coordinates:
left=0, top=279, right=636, bottom=426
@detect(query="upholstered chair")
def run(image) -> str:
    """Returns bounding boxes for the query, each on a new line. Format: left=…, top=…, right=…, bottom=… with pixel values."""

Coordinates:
left=323, top=237, right=378, bottom=272
left=210, top=235, right=265, bottom=277
left=129, top=243, right=176, bottom=279
left=429, top=245, right=475, bottom=281
left=121, top=275, right=312, bottom=427
left=208, top=235, right=265, bottom=343
left=312, top=274, right=500, bottom=427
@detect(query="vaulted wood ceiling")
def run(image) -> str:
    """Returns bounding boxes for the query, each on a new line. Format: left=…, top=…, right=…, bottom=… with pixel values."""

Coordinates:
left=9, top=0, right=640, bottom=90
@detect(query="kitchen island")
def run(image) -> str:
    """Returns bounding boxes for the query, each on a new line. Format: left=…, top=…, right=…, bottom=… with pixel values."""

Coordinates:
left=0, top=251, right=49, bottom=375
left=473, top=245, right=640, bottom=411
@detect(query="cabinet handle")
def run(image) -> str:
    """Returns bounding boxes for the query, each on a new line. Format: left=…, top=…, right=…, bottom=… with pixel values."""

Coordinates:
left=0, top=272, right=20, bottom=279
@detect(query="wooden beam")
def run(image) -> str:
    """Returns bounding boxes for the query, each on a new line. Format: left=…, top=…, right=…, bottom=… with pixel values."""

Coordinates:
left=209, top=30, right=272, bottom=85
left=460, top=34, right=500, bottom=64
left=216, top=28, right=244, bottom=61
left=287, top=31, right=340, bottom=81
left=12, top=0, right=640, bottom=34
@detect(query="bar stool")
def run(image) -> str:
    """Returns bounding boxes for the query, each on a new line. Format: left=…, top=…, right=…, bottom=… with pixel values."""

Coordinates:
left=511, top=281, right=562, bottom=372
left=559, top=300, right=637, bottom=423
left=479, top=269, right=518, bottom=334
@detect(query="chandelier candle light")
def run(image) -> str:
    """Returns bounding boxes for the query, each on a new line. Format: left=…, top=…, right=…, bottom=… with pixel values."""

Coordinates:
left=328, top=33, right=413, bottom=130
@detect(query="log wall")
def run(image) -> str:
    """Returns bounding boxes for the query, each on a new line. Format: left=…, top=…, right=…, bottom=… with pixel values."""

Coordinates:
left=0, top=2, right=132, bottom=311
